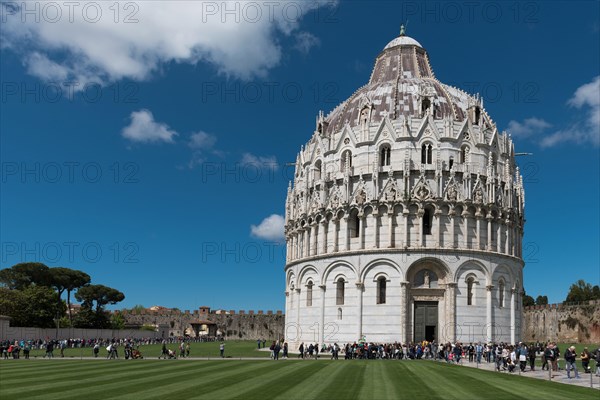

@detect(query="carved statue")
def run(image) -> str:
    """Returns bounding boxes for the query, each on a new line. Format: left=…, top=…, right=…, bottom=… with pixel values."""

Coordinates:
left=385, top=186, right=396, bottom=202
left=355, top=189, right=367, bottom=205
left=474, top=188, right=483, bottom=203
left=447, top=185, right=457, bottom=201
left=424, top=271, right=430, bottom=288
left=416, top=184, right=429, bottom=200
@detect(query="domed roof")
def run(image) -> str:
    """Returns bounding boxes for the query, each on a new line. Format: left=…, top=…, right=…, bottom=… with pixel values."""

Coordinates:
left=383, top=35, right=422, bottom=49
left=321, top=32, right=477, bottom=136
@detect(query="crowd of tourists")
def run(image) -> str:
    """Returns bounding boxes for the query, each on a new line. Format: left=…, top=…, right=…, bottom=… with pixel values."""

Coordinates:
left=0, top=336, right=209, bottom=360
left=292, top=340, right=600, bottom=377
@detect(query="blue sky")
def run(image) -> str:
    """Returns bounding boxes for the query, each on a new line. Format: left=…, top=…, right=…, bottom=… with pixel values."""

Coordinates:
left=1, top=1, right=599, bottom=311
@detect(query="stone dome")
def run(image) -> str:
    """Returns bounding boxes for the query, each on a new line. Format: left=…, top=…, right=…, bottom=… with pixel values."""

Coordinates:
left=322, top=33, right=479, bottom=137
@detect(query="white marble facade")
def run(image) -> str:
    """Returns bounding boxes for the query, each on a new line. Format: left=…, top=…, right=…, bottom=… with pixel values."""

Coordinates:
left=284, top=32, right=525, bottom=348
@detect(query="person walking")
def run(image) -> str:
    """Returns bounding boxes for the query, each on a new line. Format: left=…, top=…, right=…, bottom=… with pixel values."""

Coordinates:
left=282, top=342, right=288, bottom=359
left=542, top=344, right=553, bottom=371
left=298, top=342, right=304, bottom=359
left=273, top=342, right=281, bottom=360
left=219, top=342, right=225, bottom=358
left=564, top=346, right=580, bottom=379
left=159, top=341, right=168, bottom=359
left=528, top=344, right=536, bottom=371
left=580, top=347, right=591, bottom=373
left=518, top=343, right=528, bottom=372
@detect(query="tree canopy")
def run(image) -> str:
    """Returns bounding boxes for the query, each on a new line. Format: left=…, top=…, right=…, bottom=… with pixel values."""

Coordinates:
left=75, top=284, right=125, bottom=311
left=0, top=262, right=50, bottom=289
left=0, top=263, right=122, bottom=329
left=565, top=279, right=600, bottom=303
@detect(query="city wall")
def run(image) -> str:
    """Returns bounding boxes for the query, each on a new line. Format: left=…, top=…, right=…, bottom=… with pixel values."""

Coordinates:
left=522, top=300, right=600, bottom=343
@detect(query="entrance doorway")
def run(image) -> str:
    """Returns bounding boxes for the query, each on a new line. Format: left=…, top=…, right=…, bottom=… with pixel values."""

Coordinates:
left=414, top=301, right=438, bottom=342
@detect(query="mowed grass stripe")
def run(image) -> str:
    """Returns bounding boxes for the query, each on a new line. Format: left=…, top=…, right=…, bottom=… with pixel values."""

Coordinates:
left=32, top=361, right=238, bottom=400
left=431, top=363, right=532, bottom=400
left=274, top=361, right=367, bottom=400
left=0, top=361, right=162, bottom=385
left=104, top=361, right=280, bottom=400
left=412, top=362, right=497, bottom=400
left=0, top=361, right=218, bottom=400
left=196, top=361, right=329, bottom=400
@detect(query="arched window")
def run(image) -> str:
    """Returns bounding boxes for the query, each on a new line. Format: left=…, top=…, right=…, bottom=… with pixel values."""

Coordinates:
left=421, top=98, right=431, bottom=116
left=337, top=308, right=343, bottom=320
left=340, top=150, right=352, bottom=172
left=314, top=160, right=322, bottom=181
left=460, top=146, right=470, bottom=164
left=423, top=208, right=432, bottom=235
left=306, top=281, right=313, bottom=307
left=380, top=145, right=391, bottom=166
left=449, top=156, right=454, bottom=170
left=467, top=277, right=474, bottom=306
left=421, top=144, right=433, bottom=164
left=474, top=107, right=481, bottom=125
left=377, top=276, right=387, bottom=304
left=336, top=278, right=345, bottom=305
left=498, top=280, right=505, bottom=308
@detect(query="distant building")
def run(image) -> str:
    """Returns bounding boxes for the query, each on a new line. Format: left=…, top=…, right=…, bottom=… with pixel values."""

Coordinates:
left=284, top=28, right=525, bottom=347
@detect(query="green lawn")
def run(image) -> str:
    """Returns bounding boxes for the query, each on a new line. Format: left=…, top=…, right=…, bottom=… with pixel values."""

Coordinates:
left=25, top=340, right=270, bottom=359
left=0, top=359, right=597, bottom=400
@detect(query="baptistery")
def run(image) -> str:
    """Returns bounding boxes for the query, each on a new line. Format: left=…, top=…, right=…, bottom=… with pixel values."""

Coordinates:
left=284, top=29, right=525, bottom=348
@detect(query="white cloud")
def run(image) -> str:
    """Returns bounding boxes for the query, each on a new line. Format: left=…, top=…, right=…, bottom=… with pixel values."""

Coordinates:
left=188, top=131, right=217, bottom=150
left=2, top=1, right=334, bottom=87
left=541, top=76, right=600, bottom=148
left=187, top=131, right=218, bottom=168
left=122, top=109, right=177, bottom=143
left=241, top=153, right=279, bottom=170
left=506, top=117, right=552, bottom=138
left=251, top=214, right=285, bottom=241
left=294, top=31, right=320, bottom=54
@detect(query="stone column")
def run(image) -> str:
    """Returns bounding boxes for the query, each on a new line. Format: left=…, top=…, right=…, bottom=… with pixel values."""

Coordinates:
left=403, top=210, right=409, bottom=247
left=486, top=285, right=494, bottom=342
left=400, top=281, right=410, bottom=343
left=321, top=220, right=328, bottom=255
left=417, top=209, right=424, bottom=247
left=312, top=223, right=318, bottom=256
left=371, top=212, right=379, bottom=249
left=476, top=213, right=481, bottom=250
left=505, top=221, right=510, bottom=255
left=387, top=212, right=394, bottom=248
left=435, top=209, right=442, bottom=247
left=486, top=215, right=493, bottom=251
left=356, top=282, right=364, bottom=340
left=319, top=285, right=326, bottom=343
left=302, top=227, right=310, bottom=257
left=359, top=215, right=366, bottom=249
left=462, top=210, right=469, bottom=249
left=510, top=288, right=516, bottom=344
left=496, top=221, right=502, bottom=253
left=344, top=216, right=350, bottom=252
left=450, top=208, right=457, bottom=248
left=333, top=218, right=339, bottom=252
left=446, top=282, right=457, bottom=342
left=295, top=288, right=301, bottom=335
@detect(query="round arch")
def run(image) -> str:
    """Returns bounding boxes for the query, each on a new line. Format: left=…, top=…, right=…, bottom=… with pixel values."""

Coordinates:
left=405, top=257, right=451, bottom=285
left=360, top=258, right=404, bottom=282
left=297, top=265, right=320, bottom=286
left=322, top=261, right=357, bottom=285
